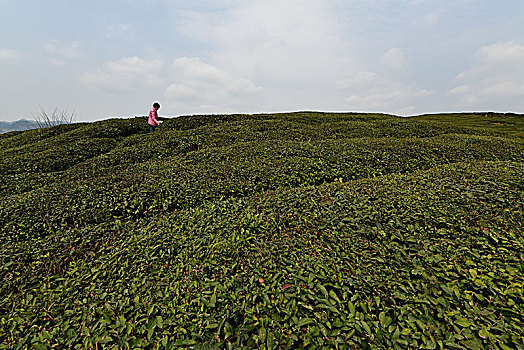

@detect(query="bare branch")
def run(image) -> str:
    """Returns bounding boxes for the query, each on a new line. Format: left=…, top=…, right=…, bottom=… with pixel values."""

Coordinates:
left=32, top=106, right=76, bottom=128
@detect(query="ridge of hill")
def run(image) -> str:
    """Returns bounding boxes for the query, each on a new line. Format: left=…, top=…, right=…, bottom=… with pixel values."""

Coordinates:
left=1, top=112, right=523, bottom=349
left=0, top=119, right=39, bottom=134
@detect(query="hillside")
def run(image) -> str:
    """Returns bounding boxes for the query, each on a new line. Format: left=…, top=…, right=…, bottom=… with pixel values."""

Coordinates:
left=0, top=112, right=523, bottom=349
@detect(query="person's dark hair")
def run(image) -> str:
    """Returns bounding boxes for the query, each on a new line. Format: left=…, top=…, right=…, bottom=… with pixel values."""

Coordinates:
left=153, top=102, right=160, bottom=109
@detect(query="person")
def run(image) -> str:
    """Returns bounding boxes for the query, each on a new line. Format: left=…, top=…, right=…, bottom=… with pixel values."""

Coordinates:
left=148, top=102, right=161, bottom=132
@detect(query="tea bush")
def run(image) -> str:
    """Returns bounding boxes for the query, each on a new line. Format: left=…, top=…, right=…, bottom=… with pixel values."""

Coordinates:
left=0, top=112, right=522, bottom=349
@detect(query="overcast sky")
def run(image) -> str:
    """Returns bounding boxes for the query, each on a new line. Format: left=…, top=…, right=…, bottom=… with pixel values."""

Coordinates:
left=1, top=0, right=524, bottom=121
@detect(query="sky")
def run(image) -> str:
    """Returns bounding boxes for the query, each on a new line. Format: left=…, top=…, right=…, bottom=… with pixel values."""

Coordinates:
left=1, top=0, right=524, bottom=122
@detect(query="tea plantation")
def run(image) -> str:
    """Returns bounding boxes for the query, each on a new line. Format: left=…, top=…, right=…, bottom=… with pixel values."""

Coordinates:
left=0, top=112, right=522, bottom=349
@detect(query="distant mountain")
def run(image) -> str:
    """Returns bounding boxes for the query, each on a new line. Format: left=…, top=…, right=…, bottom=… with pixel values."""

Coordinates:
left=0, top=119, right=39, bottom=134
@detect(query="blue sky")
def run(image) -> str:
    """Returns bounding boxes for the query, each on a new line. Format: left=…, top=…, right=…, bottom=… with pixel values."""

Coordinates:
left=1, top=0, right=524, bottom=121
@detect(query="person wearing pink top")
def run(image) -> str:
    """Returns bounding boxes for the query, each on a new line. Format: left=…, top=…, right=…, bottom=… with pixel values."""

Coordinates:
left=148, top=102, right=161, bottom=132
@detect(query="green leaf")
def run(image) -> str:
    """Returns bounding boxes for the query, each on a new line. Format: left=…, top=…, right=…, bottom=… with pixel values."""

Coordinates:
left=348, top=301, right=355, bottom=317
left=180, top=339, right=196, bottom=346
left=267, top=332, right=275, bottom=349
left=361, top=321, right=371, bottom=335
left=329, top=290, right=341, bottom=304
left=297, top=318, right=315, bottom=328
left=379, top=312, right=392, bottom=328
left=258, top=326, right=267, bottom=342
left=156, top=315, right=163, bottom=329
left=436, top=297, right=449, bottom=308
left=462, top=339, right=481, bottom=350
left=454, top=318, right=471, bottom=328
left=308, top=273, right=315, bottom=286
left=391, top=327, right=400, bottom=341
left=208, top=293, right=217, bottom=308
left=147, top=328, right=154, bottom=340
left=317, top=284, right=329, bottom=299
left=478, top=329, right=490, bottom=339
left=147, top=318, right=157, bottom=330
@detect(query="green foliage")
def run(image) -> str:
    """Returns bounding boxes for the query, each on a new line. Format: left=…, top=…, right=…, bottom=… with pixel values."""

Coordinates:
left=0, top=112, right=523, bottom=349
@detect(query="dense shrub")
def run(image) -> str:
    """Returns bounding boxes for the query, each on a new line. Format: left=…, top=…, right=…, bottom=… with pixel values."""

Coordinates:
left=0, top=112, right=522, bottom=349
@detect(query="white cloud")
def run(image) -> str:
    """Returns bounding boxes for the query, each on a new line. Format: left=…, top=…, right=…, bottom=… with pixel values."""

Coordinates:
left=79, top=56, right=164, bottom=94
left=45, top=40, right=83, bottom=58
left=447, top=85, right=471, bottom=95
left=475, top=41, right=524, bottom=63
left=170, top=1, right=447, bottom=115
left=168, top=0, right=363, bottom=113
left=450, top=41, right=524, bottom=108
left=412, top=12, right=440, bottom=26
left=446, top=85, right=479, bottom=106
left=105, top=24, right=131, bottom=39
left=337, top=70, right=432, bottom=114
left=380, top=48, right=406, bottom=70
left=165, top=57, right=261, bottom=113
left=175, top=0, right=354, bottom=81
left=0, top=48, right=21, bottom=62
left=345, top=83, right=432, bottom=110
left=334, top=71, right=379, bottom=90
left=483, top=81, right=524, bottom=98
